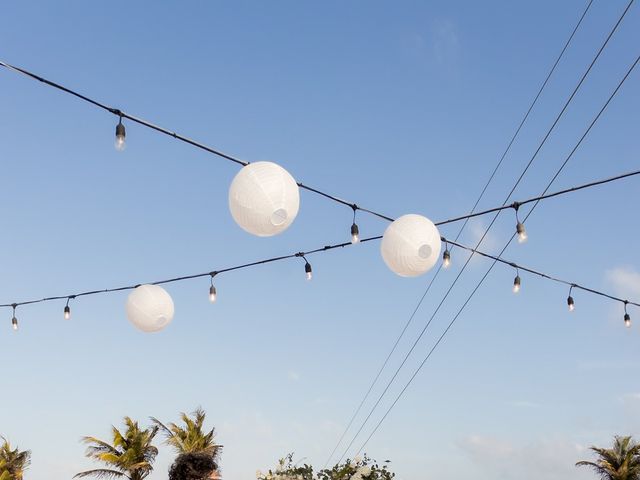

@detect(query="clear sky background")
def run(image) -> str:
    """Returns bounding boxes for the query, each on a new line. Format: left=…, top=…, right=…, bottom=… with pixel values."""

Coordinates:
left=1, top=1, right=639, bottom=479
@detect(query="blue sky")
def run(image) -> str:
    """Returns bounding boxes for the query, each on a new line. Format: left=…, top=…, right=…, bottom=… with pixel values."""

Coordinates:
left=1, top=1, right=639, bottom=479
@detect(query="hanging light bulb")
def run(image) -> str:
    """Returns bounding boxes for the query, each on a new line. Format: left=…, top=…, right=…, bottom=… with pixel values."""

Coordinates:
left=11, top=304, right=18, bottom=331
left=516, top=222, right=528, bottom=243
left=64, top=296, right=73, bottom=320
left=351, top=223, right=360, bottom=244
left=567, top=286, right=575, bottom=312
left=442, top=248, right=451, bottom=269
left=115, top=117, right=126, bottom=151
left=567, top=296, right=575, bottom=312
left=209, top=273, right=218, bottom=303
left=350, top=206, right=360, bottom=244
left=513, top=273, right=521, bottom=293
left=305, top=260, right=313, bottom=281
left=513, top=203, right=527, bottom=243
left=624, top=302, right=631, bottom=328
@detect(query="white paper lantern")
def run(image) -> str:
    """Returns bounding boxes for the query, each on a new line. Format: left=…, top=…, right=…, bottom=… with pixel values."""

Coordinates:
left=380, top=214, right=442, bottom=277
left=228, top=161, right=300, bottom=237
left=125, top=284, right=175, bottom=333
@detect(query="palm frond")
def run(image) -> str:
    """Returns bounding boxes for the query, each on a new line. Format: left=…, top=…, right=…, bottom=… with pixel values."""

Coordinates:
left=73, top=468, right=126, bottom=479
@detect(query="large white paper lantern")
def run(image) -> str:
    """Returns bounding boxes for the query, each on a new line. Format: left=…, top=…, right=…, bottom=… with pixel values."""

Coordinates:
left=125, top=284, right=175, bottom=333
left=381, top=214, right=442, bottom=277
left=228, top=161, right=300, bottom=237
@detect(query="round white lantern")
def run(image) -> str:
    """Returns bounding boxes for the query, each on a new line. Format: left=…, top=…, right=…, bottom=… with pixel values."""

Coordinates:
left=125, top=284, right=175, bottom=333
left=380, top=214, right=442, bottom=277
left=228, top=161, right=300, bottom=237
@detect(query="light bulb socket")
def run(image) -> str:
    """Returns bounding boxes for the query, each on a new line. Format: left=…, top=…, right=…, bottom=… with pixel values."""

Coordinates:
left=115, top=121, right=126, bottom=139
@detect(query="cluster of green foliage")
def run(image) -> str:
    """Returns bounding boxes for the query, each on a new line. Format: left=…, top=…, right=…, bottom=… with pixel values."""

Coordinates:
left=256, top=453, right=315, bottom=480
left=74, top=407, right=220, bottom=480
left=7, top=420, right=638, bottom=480
left=0, top=437, right=31, bottom=480
left=256, top=454, right=394, bottom=480
left=576, top=436, right=640, bottom=480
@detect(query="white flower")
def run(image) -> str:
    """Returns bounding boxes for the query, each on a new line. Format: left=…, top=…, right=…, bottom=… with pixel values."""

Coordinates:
left=256, top=470, right=263, bottom=479
left=354, top=455, right=363, bottom=464
left=359, top=466, right=371, bottom=477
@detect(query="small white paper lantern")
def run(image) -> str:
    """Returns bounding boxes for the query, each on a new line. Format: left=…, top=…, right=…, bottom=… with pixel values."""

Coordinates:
left=228, top=161, right=300, bottom=237
left=381, top=214, right=442, bottom=277
left=125, top=284, right=175, bottom=333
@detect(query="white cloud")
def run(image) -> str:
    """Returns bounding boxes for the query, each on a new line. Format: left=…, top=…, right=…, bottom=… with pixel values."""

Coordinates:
left=605, top=267, right=640, bottom=300
left=432, top=20, right=460, bottom=65
left=458, top=435, right=590, bottom=480
left=288, top=371, right=301, bottom=382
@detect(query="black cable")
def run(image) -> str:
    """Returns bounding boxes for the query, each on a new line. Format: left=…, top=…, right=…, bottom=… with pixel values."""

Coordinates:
left=0, top=168, right=636, bottom=310
left=435, top=168, right=640, bottom=226
left=322, top=0, right=595, bottom=463
left=0, top=60, right=395, bottom=223
left=352, top=49, right=640, bottom=459
left=337, top=3, right=636, bottom=459
left=445, top=237, right=639, bottom=307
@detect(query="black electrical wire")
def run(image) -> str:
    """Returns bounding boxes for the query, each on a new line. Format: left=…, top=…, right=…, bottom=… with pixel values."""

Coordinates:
left=445, top=237, right=640, bottom=307
left=336, top=4, right=636, bottom=460
left=0, top=168, right=637, bottom=310
left=0, top=60, right=394, bottom=223
left=435, top=168, right=640, bottom=227
left=351, top=50, right=640, bottom=459
left=321, top=0, right=596, bottom=466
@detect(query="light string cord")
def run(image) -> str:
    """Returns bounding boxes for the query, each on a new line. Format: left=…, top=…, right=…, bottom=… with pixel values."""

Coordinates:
left=0, top=61, right=393, bottom=224
left=321, top=0, right=595, bottom=462
left=445, top=237, right=637, bottom=307
left=0, top=169, right=637, bottom=310
left=351, top=49, right=640, bottom=458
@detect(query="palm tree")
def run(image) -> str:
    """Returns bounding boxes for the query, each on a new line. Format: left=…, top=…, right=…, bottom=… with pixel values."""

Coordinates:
left=0, top=437, right=31, bottom=480
left=151, top=408, right=221, bottom=458
left=74, top=417, right=159, bottom=480
left=576, top=435, right=640, bottom=480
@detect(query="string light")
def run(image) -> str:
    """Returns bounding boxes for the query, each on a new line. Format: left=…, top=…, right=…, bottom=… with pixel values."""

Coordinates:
left=351, top=223, right=360, bottom=244
left=297, top=254, right=312, bottom=281
left=624, top=302, right=631, bottom=328
left=64, top=296, right=73, bottom=320
left=350, top=206, right=360, bottom=244
left=209, top=273, right=217, bottom=303
left=305, top=261, right=313, bottom=281
left=442, top=245, right=451, bottom=269
left=1, top=233, right=638, bottom=331
left=115, top=116, right=126, bottom=151
left=567, top=286, right=575, bottom=312
left=0, top=62, right=639, bottom=330
left=513, top=269, right=521, bottom=293
left=513, top=203, right=527, bottom=243
left=11, top=304, right=18, bottom=331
